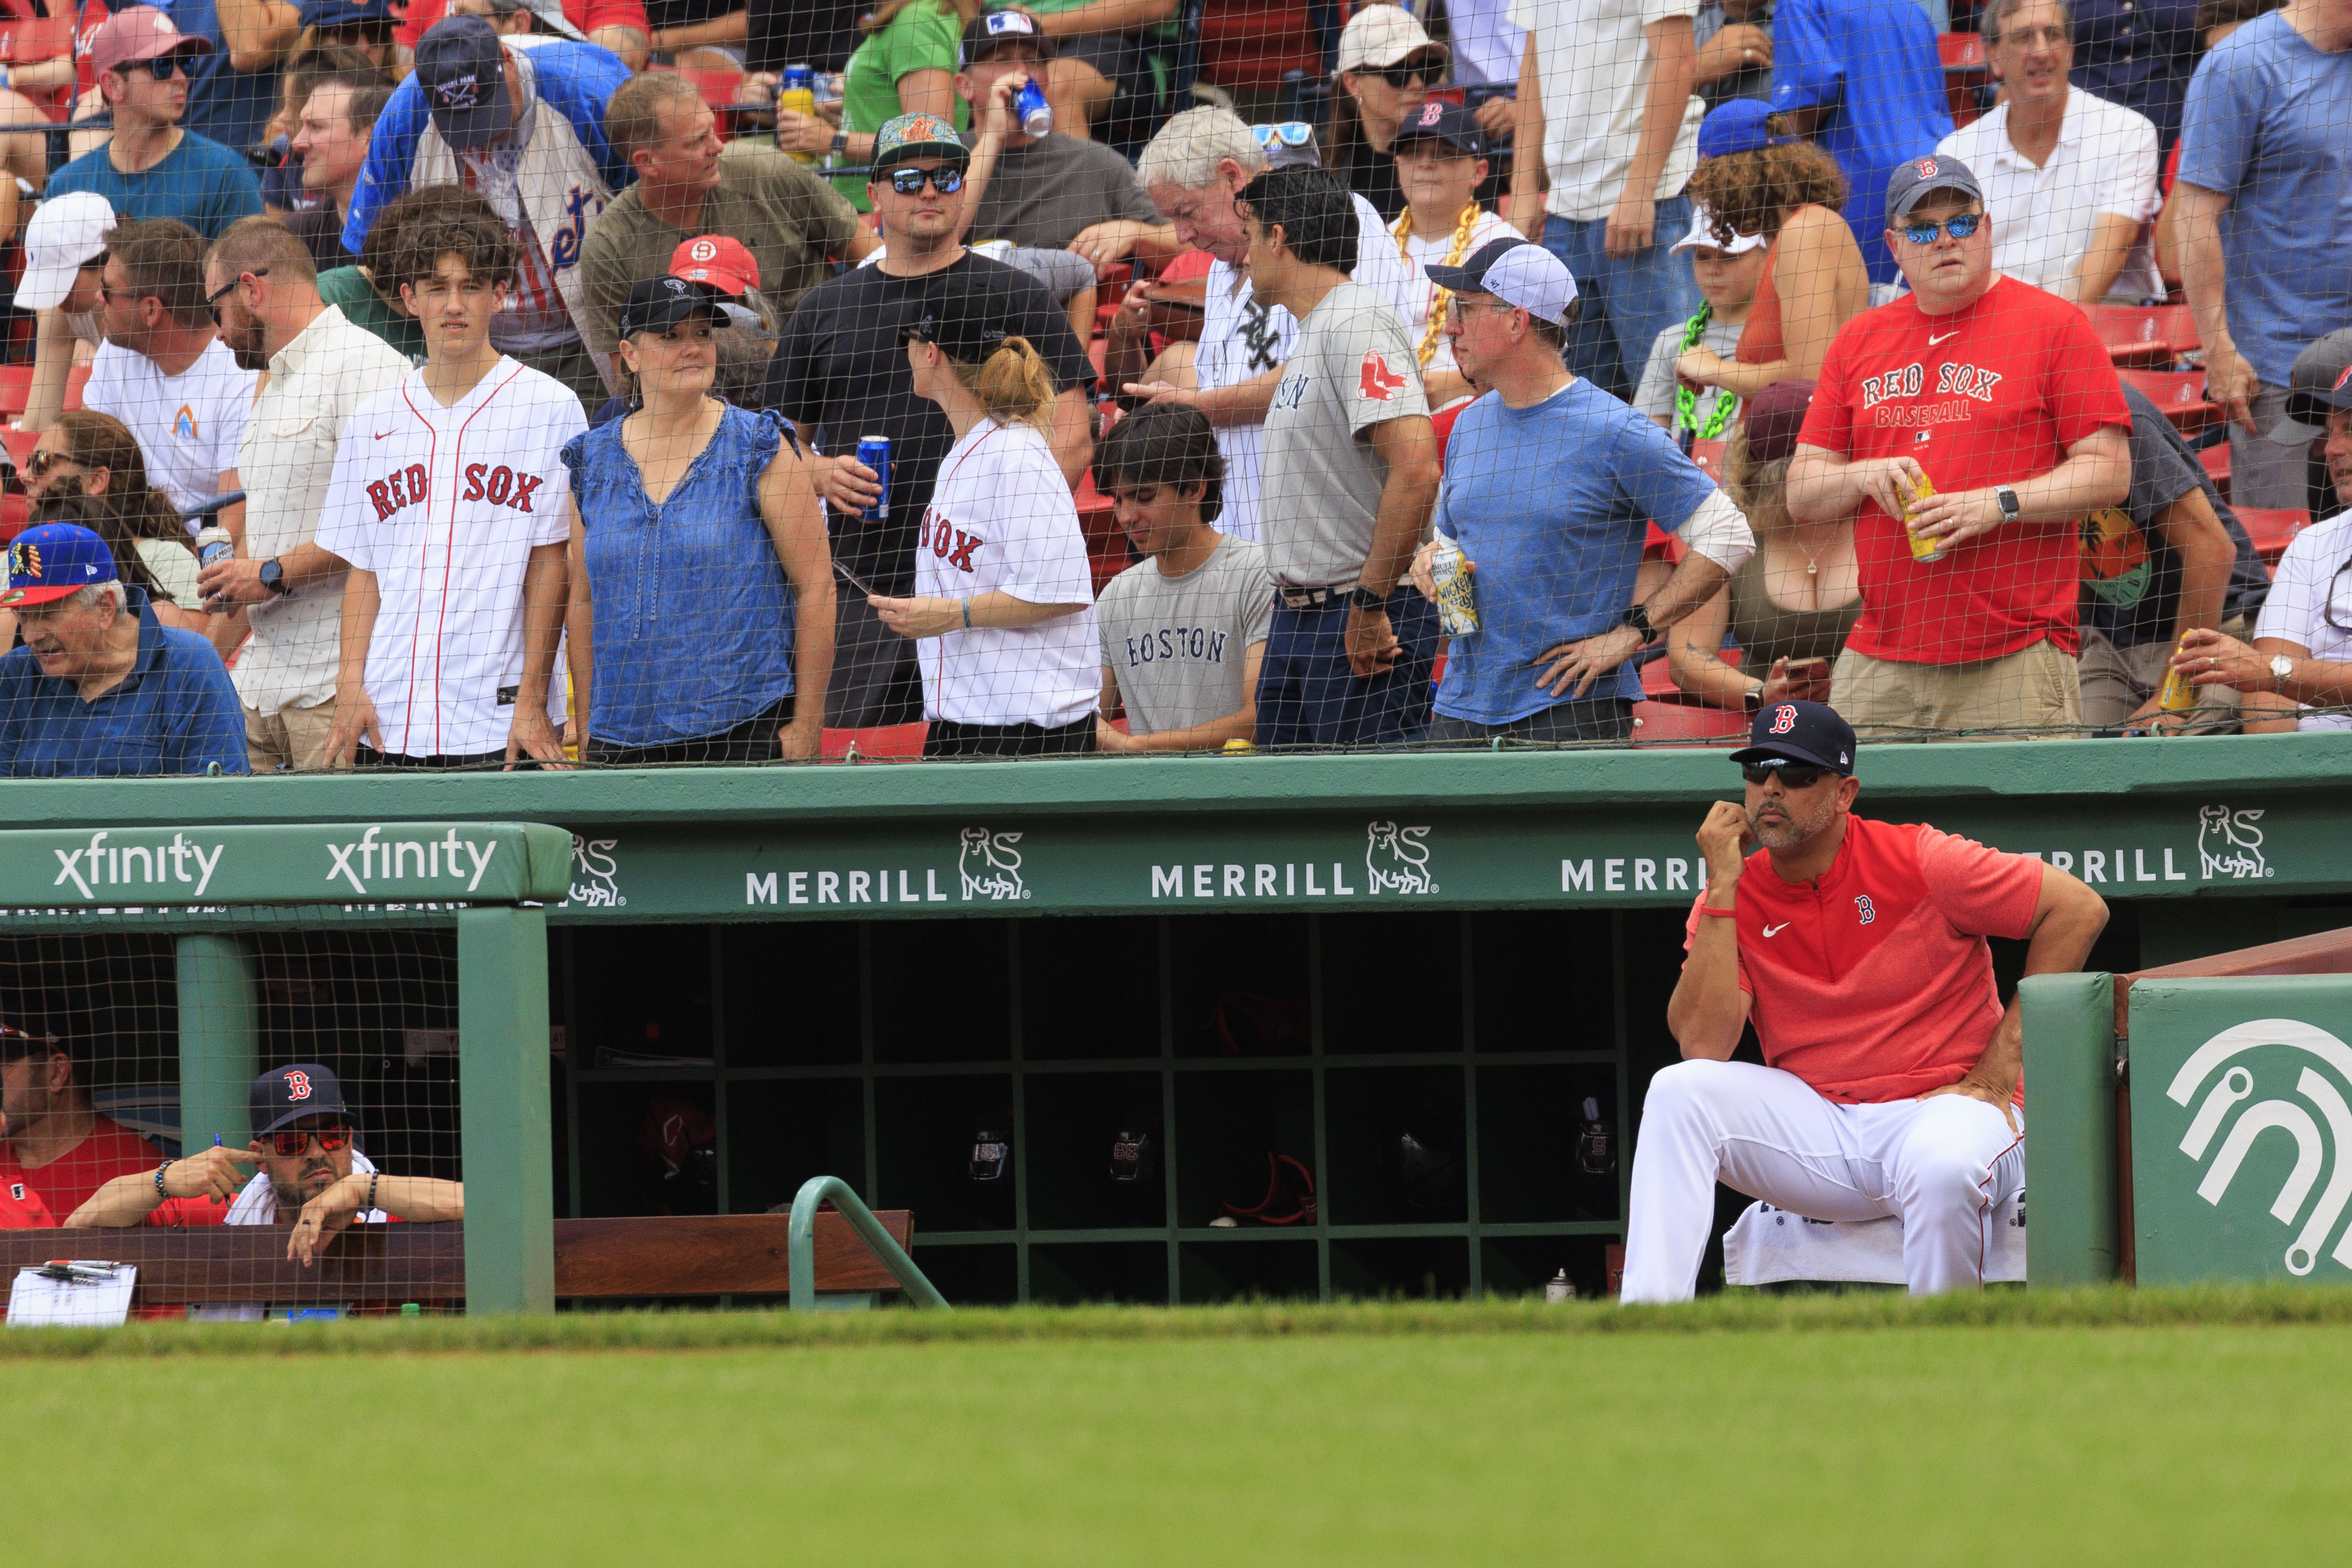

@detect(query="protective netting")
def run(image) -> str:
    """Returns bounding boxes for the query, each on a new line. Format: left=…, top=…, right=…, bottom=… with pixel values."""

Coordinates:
left=0, top=0, right=2338, bottom=774
left=0, top=919, right=465, bottom=1318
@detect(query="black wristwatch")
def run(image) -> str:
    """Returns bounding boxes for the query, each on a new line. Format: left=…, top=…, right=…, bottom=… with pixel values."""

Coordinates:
left=1347, top=584, right=1387, bottom=612
left=1623, top=602, right=1658, bottom=645
left=259, top=557, right=289, bottom=596
left=829, top=130, right=848, bottom=156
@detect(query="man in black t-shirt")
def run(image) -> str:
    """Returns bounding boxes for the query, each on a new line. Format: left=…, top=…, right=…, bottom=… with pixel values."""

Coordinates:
left=762, top=110, right=1095, bottom=729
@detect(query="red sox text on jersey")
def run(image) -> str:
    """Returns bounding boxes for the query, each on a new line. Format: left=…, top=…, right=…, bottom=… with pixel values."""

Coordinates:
left=917, top=506, right=984, bottom=573
left=363, top=461, right=547, bottom=521
left=1858, top=360, right=2005, bottom=430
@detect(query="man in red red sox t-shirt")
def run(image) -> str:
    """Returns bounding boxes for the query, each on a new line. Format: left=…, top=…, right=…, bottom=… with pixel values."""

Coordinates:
left=1619, top=701, right=2110, bottom=1302
left=1787, top=154, right=2133, bottom=736
left=0, top=1023, right=161, bottom=1226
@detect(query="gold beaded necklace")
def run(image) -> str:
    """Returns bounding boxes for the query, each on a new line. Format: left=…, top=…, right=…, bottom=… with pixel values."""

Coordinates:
left=1393, top=200, right=1484, bottom=366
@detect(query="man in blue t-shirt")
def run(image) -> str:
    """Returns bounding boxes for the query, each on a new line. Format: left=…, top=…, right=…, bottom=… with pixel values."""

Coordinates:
left=2173, top=0, right=2352, bottom=511
left=0, top=524, right=250, bottom=779
left=171, top=0, right=298, bottom=157
left=44, top=7, right=266, bottom=241
left=1411, top=238, right=1755, bottom=742
left=1769, top=0, right=1952, bottom=287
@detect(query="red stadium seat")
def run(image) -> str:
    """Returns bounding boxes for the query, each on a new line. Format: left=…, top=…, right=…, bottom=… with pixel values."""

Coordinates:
left=0, top=425, right=41, bottom=477
left=2235, top=507, right=2310, bottom=565
left=0, top=365, right=31, bottom=418
left=1939, top=31, right=1990, bottom=127
left=2199, top=440, right=2230, bottom=500
left=2087, top=304, right=2195, bottom=366
left=62, top=363, right=90, bottom=412
left=822, top=724, right=928, bottom=760
left=1197, top=0, right=1321, bottom=91
left=1631, top=701, right=1747, bottom=746
left=2120, top=369, right=2218, bottom=434
left=1687, top=438, right=1726, bottom=480
left=1075, top=469, right=1131, bottom=595
left=0, top=490, right=27, bottom=543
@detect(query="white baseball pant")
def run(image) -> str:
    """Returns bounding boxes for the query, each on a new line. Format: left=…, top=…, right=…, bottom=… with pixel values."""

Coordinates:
left=1619, top=1058, right=2026, bottom=1302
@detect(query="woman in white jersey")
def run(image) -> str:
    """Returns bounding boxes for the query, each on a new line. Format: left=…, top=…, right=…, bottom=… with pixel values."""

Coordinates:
left=870, top=267, right=1097, bottom=757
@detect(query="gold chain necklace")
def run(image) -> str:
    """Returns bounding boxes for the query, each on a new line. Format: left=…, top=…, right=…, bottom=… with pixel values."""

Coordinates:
left=1393, top=201, right=1483, bottom=366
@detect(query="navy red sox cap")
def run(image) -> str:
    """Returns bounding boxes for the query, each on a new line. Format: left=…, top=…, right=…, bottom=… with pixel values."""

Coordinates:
left=1391, top=98, right=1485, bottom=158
left=251, top=1063, right=351, bottom=1135
left=1731, top=699, right=1857, bottom=776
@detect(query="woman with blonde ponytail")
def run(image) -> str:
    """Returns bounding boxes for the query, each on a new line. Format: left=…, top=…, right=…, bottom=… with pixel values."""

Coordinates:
left=872, top=270, right=1098, bottom=757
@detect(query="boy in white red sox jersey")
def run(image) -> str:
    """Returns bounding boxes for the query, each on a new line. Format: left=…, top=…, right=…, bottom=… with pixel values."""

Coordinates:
left=318, top=189, right=586, bottom=767
left=872, top=267, right=1098, bottom=759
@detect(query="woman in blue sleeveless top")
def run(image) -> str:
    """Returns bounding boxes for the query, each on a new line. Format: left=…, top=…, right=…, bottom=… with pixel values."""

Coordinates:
left=563, top=277, right=836, bottom=764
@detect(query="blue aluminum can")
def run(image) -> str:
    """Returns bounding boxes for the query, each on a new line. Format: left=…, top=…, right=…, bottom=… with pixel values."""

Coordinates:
left=856, top=435, right=891, bottom=522
left=782, top=63, right=812, bottom=94
left=1013, top=77, right=1053, bottom=137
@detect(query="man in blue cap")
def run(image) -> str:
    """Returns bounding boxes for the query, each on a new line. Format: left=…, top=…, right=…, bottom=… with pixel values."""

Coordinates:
left=341, top=13, right=631, bottom=409
left=1621, top=699, right=2109, bottom=1300
left=0, top=524, right=249, bottom=777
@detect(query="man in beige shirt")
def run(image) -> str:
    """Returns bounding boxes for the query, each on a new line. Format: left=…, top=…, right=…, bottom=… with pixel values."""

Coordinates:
left=195, top=217, right=412, bottom=771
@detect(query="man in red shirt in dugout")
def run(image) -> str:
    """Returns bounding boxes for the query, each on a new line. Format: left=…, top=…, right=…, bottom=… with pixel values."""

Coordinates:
left=1618, top=701, right=2110, bottom=1301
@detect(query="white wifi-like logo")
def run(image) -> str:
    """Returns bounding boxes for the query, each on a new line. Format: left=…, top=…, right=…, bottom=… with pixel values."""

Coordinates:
left=2167, top=1019, right=2352, bottom=1276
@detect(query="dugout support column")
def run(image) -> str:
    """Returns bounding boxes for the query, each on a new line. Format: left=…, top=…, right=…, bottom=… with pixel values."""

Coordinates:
left=2019, top=972, right=2118, bottom=1286
left=175, top=935, right=259, bottom=1153
left=459, top=906, right=554, bottom=1315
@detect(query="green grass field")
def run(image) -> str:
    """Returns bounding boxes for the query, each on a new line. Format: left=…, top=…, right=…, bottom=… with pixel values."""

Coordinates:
left=8, top=1289, right=2345, bottom=1563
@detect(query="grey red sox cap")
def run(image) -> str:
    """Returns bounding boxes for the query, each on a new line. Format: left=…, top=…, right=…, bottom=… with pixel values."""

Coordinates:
left=1886, top=153, right=1983, bottom=226
left=2266, top=326, right=2352, bottom=446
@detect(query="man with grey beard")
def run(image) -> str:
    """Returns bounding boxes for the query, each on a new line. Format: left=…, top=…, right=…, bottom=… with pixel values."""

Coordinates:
left=1618, top=699, right=2109, bottom=1301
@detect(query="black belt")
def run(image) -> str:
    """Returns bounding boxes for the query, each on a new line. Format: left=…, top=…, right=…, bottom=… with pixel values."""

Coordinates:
left=1274, top=582, right=1363, bottom=609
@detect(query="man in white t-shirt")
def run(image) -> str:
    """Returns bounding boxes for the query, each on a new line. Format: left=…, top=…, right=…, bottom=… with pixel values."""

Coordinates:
left=83, top=218, right=254, bottom=525
left=1935, top=0, right=2160, bottom=304
left=1119, top=108, right=1417, bottom=543
left=1507, top=0, right=1706, bottom=400
left=316, top=193, right=581, bottom=768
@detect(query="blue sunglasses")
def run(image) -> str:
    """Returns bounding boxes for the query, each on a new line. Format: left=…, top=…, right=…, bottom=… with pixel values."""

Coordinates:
left=1900, top=211, right=1983, bottom=245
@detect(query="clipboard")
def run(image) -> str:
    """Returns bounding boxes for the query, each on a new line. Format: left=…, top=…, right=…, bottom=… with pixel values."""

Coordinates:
left=7, top=1260, right=138, bottom=1327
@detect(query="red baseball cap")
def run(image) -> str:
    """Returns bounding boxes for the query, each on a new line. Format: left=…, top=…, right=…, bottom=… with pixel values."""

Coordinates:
left=669, top=235, right=758, bottom=298
left=89, top=5, right=211, bottom=80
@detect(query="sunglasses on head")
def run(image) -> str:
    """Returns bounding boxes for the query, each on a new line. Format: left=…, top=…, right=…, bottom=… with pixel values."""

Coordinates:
left=1253, top=121, right=1314, bottom=148
left=1900, top=211, right=1983, bottom=245
left=1371, top=61, right=1435, bottom=88
left=885, top=164, right=965, bottom=195
left=1742, top=763, right=1830, bottom=789
left=267, top=1124, right=353, bottom=1158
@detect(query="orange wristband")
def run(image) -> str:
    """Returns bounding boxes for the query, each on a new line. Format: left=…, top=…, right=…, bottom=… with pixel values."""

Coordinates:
left=1698, top=906, right=1737, bottom=919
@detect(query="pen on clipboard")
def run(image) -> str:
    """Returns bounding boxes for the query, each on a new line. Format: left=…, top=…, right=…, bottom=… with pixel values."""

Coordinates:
left=35, top=1261, right=116, bottom=1284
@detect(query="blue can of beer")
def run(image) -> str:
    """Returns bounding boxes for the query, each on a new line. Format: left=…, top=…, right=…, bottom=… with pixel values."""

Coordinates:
left=782, top=63, right=813, bottom=94
left=1013, top=77, right=1053, bottom=137
left=855, top=435, right=891, bottom=522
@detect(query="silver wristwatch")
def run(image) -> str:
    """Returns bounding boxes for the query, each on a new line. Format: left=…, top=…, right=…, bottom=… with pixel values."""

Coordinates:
left=1995, top=485, right=2021, bottom=524
left=2270, top=654, right=2295, bottom=691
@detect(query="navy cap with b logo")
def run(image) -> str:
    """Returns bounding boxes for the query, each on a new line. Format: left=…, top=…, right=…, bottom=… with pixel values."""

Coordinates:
left=1730, top=699, right=1857, bottom=775
left=251, top=1063, right=351, bottom=1135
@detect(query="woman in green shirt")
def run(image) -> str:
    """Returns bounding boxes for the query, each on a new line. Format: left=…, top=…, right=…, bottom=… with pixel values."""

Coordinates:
left=776, top=0, right=975, bottom=211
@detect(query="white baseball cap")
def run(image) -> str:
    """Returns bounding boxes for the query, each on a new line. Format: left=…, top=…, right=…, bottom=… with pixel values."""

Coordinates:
left=18, top=192, right=114, bottom=312
left=1426, top=237, right=1578, bottom=325
left=1334, top=4, right=1448, bottom=75
left=1669, top=205, right=1769, bottom=256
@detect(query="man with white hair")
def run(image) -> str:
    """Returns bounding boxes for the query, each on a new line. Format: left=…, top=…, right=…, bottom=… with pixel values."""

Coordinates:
left=0, top=523, right=249, bottom=777
left=1116, top=107, right=1415, bottom=542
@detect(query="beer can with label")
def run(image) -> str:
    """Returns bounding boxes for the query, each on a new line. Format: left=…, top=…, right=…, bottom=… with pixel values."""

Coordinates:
left=194, top=524, right=234, bottom=614
left=2157, top=634, right=2199, bottom=715
left=1545, top=1268, right=1575, bottom=1304
left=1903, top=473, right=1946, bottom=562
left=778, top=65, right=818, bottom=163
left=1427, top=533, right=1479, bottom=636
left=1013, top=77, right=1053, bottom=137
left=856, top=435, right=890, bottom=522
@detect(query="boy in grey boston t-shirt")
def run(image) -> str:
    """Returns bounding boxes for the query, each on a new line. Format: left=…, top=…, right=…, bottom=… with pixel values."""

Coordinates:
left=1094, top=404, right=1274, bottom=751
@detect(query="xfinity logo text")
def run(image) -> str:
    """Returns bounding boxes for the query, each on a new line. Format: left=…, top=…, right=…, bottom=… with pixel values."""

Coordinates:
left=52, top=831, right=225, bottom=900
left=325, top=826, right=502, bottom=896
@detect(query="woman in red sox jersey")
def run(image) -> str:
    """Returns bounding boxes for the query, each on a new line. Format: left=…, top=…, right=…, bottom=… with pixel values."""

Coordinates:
left=871, top=269, right=1097, bottom=758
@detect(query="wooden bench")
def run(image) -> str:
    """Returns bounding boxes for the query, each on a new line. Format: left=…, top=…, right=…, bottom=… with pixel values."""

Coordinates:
left=0, top=1211, right=916, bottom=1311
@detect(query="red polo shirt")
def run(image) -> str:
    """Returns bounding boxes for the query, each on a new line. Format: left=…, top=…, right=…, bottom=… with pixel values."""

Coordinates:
left=1682, top=816, right=2045, bottom=1103
left=0, top=1116, right=162, bottom=1225
left=1799, top=276, right=2130, bottom=664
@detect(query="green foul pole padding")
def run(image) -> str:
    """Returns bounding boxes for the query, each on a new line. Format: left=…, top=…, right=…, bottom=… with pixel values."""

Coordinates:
left=2020, top=971, right=2118, bottom=1286
left=458, top=905, right=554, bottom=1315
left=175, top=935, right=259, bottom=1156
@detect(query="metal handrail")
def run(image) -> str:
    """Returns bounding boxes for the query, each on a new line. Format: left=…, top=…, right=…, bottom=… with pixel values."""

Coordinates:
left=786, top=1174, right=950, bottom=1312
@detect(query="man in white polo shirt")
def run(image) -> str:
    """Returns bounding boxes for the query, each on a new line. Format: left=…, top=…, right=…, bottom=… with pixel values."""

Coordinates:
left=1935, top=0, right=2160, bottom=304
left=317, top=190, right=580, bottom=769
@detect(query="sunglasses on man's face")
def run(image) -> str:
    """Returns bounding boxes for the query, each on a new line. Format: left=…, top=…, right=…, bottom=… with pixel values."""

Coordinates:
left=1900, top=211, right=1983, bottom=245
left=885, top=164, right=965, bottom=196
left=268, top=1125, right=354, bottom=1158
left=1742, top=764, right=1829, bottom=789
left=117, top=55, right=186, bottom=82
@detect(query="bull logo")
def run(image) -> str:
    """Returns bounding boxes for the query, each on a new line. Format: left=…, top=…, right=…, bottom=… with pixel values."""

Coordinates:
left=1365, top=822, right=1436, bottom=895
left=2198, top=805, right=2270, bottom=880
left=567, top=835, right=624, bottom=907
left=2168, top=1019, right=2352, bottom=1275
left=959, top=828, right=1026, bottom=901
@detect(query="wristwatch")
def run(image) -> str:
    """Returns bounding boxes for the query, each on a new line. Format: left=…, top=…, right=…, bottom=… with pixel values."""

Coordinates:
left=1623, top=602, right=1658, bottom=645
left=1995, top=485, right=2021, bottom=524
left=2270, top=654, right=2295, bottom=692
left=1347, top=584, right=1386, bottom=612
left=259, top=557, right=289, bottom=596
left=829, top=130, right=848, bottom=157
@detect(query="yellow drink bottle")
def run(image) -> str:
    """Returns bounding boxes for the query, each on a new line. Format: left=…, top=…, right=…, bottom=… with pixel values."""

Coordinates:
left=1903, top=472, right=1947, bottom=563
left=2157, top=633, right=2199, bottom=717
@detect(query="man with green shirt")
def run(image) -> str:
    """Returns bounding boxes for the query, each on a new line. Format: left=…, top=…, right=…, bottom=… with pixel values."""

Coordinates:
left=585, top=71, right=874, bottom=379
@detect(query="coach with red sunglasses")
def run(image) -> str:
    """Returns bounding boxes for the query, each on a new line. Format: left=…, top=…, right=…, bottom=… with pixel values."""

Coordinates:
left=69, top=1064, right=464, bottom=1277
left=1617, top=700, right=2109, bottom=1302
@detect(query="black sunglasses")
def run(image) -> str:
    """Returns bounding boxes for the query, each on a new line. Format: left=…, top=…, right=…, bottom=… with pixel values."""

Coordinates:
left=885, top=165, right=965, bottom=195
left=205, top=267, right=267, bottom=323
left=116, top=54, right=188, bottom=82
left=1374, top=62, right=1435, bottom=88
left=1741, top=763, right=1830, bottom=789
